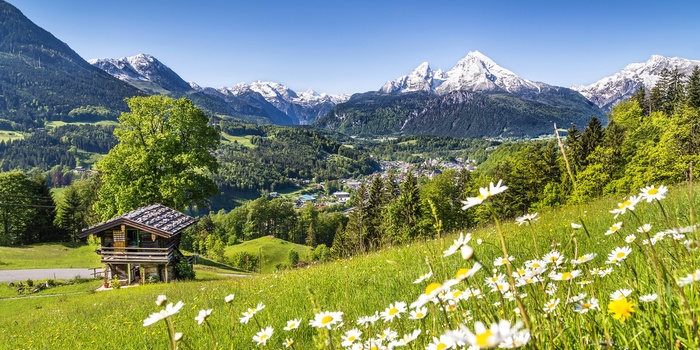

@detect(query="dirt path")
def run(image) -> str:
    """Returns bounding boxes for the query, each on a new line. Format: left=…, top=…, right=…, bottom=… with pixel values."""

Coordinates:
left=0, top=268, right=99, bottom=282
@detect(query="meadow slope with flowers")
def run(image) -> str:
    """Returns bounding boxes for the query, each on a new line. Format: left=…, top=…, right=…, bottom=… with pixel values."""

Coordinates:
left=0, top=181, right=698, bottom=349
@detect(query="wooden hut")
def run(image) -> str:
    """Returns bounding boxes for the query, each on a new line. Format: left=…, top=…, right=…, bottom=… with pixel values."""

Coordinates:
left=78, top=204, right=196, bottom=285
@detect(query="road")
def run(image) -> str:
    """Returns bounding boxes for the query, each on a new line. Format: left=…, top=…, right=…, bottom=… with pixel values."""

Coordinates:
left=0, top=268, right=99, bottom=282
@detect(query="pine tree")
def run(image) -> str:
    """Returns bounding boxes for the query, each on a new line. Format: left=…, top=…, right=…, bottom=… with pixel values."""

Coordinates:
left=687, top=66, right=700, bottom=109
left=565, top=124, right=583, bottom=173
left=55, top=185, right=83, bottom=241
left=331, top=225, right=350, bottom=258
left=630, top=85, right=648, bottom=115
left=345, top=182, right=368, bottom=254
left=365, top=176, right=385, bottom=249
left=665, top=67, right=686, bottom=115
left=305, top=223, right=316, bottom=247
left=396, top=170, right=422, bottom=239
left=579, top=117, right=604, bottom=166
left=27, top=175, right=57, bottom=243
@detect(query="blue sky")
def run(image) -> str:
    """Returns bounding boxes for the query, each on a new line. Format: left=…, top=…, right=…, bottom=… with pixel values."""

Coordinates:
left=8, top=0, right=700, bottom=95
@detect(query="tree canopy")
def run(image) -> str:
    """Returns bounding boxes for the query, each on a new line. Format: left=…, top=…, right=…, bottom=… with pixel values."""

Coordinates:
left=95, top=96, right=220, bottom=219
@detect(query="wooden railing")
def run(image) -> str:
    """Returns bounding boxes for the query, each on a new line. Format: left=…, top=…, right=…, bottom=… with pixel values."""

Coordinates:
left=99, top=246, right=174, bottom=263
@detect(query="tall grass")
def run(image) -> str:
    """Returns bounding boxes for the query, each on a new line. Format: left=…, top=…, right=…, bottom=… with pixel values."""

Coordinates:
left=0, top=183, right=697, bottom=349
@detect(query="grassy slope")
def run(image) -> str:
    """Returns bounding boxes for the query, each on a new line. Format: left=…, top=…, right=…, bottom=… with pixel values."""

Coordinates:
left=0, top=130, right=24, bottom=141
left=0, top=242, right=101, bottom=270
left=0, top=184, right=697, bottom=348
left=220, top=132, right=256, bottom=148
left=44, top=120, right=119, bottom=128
left=225, top=236, right=312, bottom=273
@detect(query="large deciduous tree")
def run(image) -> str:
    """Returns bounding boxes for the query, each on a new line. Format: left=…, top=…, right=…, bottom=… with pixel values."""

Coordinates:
left=95, top=96, right=220, bottom=219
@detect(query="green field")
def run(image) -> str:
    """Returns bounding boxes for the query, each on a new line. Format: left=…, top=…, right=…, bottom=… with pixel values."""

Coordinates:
left=220, top=132, right=256, bottom=148
left=45, top=120, right=119, bottom=128
left=0, top=130, right=24, bottom=141
left=0, top=242, right=101, bottom=270
left=225, top=236, right=312, bottom=273
left=0, top=184, right=698, bottom=349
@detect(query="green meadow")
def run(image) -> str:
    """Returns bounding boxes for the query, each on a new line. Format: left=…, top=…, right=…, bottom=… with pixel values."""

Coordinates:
left=0, top=184, right=697, bottom=349
left=225, top=236, right=312, bottom=273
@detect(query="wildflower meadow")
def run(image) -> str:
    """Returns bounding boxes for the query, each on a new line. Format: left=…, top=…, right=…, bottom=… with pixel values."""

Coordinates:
left=1, top=182, right=698, bottom=349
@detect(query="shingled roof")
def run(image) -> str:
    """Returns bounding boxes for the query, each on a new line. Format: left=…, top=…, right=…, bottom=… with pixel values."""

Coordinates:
left=78, top=204, right=196, bottom=238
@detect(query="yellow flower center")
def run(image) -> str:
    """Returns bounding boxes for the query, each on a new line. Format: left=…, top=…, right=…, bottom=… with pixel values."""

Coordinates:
left=616, top=252, right=626, bottom=259
left=648, top=188, right=658, bottom=195
left=477, top=194, right=486, bottom=200
left=437, top=343, right=448, bottom=350
left=583, top=303, right=591, bottom=309
left=549, top=256, right=557, bottom=262
left=476, top=330, right=493, bottom=346
left=321, top=315, right=334, bottom=324
left=532, top=263, right=541, bottom=268
left=348, top=336, right=356, bottom=341
left=389, top=307, right=399, bottom=316
left=619, top=200, right=631, bottom=209
left=425, top=282, right=441, bottom=295
left=260, top=334, right=268, bottom=341
left=456, top=268, right=469, bottom=278
left=415, top=312, right=424, bottom=318
left=562, top=272, right=573, bottom=280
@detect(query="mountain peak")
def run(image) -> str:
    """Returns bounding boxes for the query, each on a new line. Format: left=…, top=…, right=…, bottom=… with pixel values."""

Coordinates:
left=572, top=54, right=700, bottom=110
left=380, top=50, right=543, bottom=95
left=89, top=53, right=192, bottom=93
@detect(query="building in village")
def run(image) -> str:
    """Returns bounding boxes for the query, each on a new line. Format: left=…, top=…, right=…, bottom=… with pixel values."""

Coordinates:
left=78, top=204, right=196, bottom=285
left=332, top=191, right=351, bottom=202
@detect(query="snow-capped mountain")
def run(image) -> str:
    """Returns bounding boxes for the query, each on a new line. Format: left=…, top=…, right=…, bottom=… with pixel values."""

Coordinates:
left=88, top=54, right=193, bottom=93
left=379, top=62, right=447, bottom=93
left=212, top=81, right=349, bottom=125
left=572, top=55, right=700, bottom=110
left=380, top=51, right=545, bottom=95
left=91, top=54, right=349, bottom=125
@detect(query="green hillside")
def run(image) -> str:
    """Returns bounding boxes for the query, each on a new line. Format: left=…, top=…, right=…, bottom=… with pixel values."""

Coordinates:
left=315, top=90, right=603, bottom=138
left=0, top=1, right=144, bottom=128
left=0, top=242, right=101, bottom=269
left=225, top=236, right=312, bottom=273
left=0, top=183, right=697, bottom=348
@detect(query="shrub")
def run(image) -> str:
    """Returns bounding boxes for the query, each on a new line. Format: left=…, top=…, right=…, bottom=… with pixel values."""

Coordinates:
left=313, top=244, right=330, bottom=262
left=229, top=252, right=259, bottom=272
left=173, top=259, right=195, bottom=281
left=288, top=249, right=300, bottom=267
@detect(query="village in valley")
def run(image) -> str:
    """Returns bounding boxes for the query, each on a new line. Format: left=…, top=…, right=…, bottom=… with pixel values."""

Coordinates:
left=280, top=157, right=478, bottom=210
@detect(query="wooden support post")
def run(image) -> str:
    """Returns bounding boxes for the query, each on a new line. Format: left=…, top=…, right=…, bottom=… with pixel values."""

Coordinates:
left=127, top=263, right=131, bottom=285
left=164, top=264, right=168, bottom=283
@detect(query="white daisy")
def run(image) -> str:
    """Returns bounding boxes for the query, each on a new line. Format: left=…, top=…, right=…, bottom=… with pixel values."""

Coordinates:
left=610, top=196, right=641, bottom=218
left=639, top=185, right=668, bottom=202
left=639, top=294, right=658, bottom=303
left=605, top=222, right=623, bottom=236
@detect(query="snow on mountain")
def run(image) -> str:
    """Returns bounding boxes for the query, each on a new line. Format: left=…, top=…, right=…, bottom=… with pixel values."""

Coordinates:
left=379, top=51, right=544, bottom=95
left=89, top=53, right=193, bottom=93
left=379, top=62, right=447, bottom=93
left=216, top=81, right=349, bottom=124
left=572, top=55, right=700, bottom=110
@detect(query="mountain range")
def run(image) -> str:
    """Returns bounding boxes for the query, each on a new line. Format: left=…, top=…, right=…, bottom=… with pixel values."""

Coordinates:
left=2, top=0, right=699, bottom=138
left=572, top=55, right=700, bottom=110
